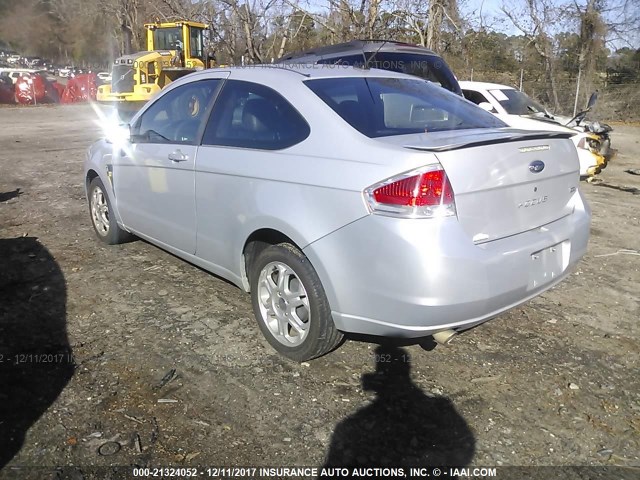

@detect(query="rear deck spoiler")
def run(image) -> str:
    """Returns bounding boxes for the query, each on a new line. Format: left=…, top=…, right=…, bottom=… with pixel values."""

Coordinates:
left=405, top=131, right=575, bottom=153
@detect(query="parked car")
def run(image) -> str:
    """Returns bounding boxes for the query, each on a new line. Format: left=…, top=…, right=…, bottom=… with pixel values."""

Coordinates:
left=0, top=75, right=15, bottom=103
left=97, top=71, right=111, bottom=83
left=24, top=56, right=44, bottom=67
left=277, top=40, right=462, bottom=95
left=57, top=66, right=74, bottom=77
left=460, top=81, right=607, bottom=177
left=85, top=66, right=590, bottom=361
left=14, top=71, right=62, bottom=104
left=0, top=68, right=57, bottom=85
left=0, top=68, right=36, bottom=84
left=43, top=62, right=57, bottom=74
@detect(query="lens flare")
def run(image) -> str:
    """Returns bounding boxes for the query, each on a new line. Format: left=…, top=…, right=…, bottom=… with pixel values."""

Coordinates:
left=90, top=100, right=133, bottom=158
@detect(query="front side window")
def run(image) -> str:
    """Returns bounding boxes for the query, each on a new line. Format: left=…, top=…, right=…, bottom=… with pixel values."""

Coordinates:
left=463, top=89, right=491, bottom=106
left=202, top=80, right=310, bottom=150
left=189, top=27, right=204, bottom=60
left=306, top=77, right=506, bottom=138
left=463, top=89, right=498, bottom=113
left=489, top=89, right=547, bottom=116
left=132, top=79, right=220, bottom=145
left=153, top=27, right=183, bottom=50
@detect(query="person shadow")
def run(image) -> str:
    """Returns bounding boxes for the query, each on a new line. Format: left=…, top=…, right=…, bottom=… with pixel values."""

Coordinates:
left=0, top=237, right=74, bottom=468
left=322, top=344, right=475, bottom=469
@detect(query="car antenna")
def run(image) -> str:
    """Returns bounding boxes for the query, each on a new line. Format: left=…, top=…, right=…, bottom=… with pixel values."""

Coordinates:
left=364, top=40, right=389, bottom=70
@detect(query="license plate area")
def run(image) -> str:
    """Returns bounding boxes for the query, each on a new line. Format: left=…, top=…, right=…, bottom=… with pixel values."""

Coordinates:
left=528, top=240, right=571, bottom=289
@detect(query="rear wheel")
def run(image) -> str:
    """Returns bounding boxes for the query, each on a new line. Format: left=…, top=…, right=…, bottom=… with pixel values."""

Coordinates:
left=250, top=243, right=343, bottom=361
left=88, top=177, right=133, bottom=244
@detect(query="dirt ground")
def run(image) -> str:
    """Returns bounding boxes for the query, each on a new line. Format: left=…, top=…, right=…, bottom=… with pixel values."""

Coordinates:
left=0, top=104, right=638, bottom=479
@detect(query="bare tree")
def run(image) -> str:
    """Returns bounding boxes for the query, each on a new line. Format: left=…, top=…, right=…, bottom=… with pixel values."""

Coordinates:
left=391, top=0, right=429, bottom=46
left=501, top=0, right=562, bottom=110
left=389, top=0, right=462, bottom=51
left=98, top=0, right=146, bottom=54
left=570, top=0, right=606, bottom=108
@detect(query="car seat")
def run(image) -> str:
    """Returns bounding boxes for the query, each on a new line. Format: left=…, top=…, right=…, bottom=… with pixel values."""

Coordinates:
left=241, top=98, right=280, bottom=142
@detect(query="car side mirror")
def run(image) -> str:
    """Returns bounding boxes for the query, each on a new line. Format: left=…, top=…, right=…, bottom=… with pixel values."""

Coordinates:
left=105, top=122, right=132, bottom=145
left=478, top=102, right=494, bottom=112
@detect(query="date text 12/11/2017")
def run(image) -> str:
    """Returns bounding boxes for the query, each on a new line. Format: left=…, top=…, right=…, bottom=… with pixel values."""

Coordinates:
left=1, top=352, right=76, bottom=365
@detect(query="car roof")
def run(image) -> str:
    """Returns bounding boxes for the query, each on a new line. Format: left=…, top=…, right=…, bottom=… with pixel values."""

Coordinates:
left=459, top=81, right=517, bottom=91
left=162, top=64, right=433, bottom=101
left=190, top=64, right=416, bottom=82
left=278, top=40, right=438, bottom=62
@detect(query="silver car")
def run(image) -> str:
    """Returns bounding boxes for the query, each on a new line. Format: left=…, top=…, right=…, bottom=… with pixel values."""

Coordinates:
left=85, top=65, right=591, bottom=361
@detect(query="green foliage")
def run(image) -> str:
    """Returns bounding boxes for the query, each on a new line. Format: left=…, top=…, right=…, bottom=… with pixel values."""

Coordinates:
left=607, top=47, right=640, bottom=83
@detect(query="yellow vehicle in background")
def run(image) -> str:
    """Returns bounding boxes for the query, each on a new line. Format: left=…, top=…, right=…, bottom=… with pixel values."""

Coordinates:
left=97, top=20, right=211, bottom=117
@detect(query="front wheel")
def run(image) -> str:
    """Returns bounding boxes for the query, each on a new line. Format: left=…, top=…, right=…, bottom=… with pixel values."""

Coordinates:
left=250, top=243, right=343, bottom=362
left=88, top=177, right=133, bottom=244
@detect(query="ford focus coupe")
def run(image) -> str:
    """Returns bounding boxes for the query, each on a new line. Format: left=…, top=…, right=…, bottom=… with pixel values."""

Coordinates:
left=85, top=65, right=591, bottom=361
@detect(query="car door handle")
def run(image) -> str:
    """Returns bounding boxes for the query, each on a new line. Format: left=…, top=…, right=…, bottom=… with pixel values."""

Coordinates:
left=168, top=150, right=188, bottom=162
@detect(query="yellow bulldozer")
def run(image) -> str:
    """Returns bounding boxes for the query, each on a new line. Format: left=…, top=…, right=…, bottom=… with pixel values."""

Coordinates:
left=97, top=20, right=213, bottom=117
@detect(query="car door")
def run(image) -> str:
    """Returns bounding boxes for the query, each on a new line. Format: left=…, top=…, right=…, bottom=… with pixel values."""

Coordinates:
left=113, top=77, right=223, bottom=253
left=194, top=80, right=311, bottom=273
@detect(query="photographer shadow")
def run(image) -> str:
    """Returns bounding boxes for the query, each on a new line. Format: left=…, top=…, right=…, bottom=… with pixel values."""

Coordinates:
left=0, top=237, right=74, bottom=468
left=323, top=345, right=474, bottom=468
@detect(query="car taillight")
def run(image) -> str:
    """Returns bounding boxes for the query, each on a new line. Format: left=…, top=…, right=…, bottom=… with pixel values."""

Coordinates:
left=365, top=165, right=456, bottom=218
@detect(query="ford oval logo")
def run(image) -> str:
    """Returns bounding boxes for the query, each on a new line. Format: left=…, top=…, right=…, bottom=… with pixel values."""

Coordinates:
left=529, top=160, right=545, bottom=173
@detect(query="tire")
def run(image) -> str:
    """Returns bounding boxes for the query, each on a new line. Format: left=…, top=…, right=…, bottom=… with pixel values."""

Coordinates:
left=250, top=243, right=343, bottom=362
left=88, top=177, right=133, bottom=245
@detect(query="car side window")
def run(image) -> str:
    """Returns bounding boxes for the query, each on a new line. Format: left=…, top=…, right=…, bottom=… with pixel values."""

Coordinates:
left=463, top=90, right=491, bottom=106
left=131, top=79, right=220, bottom=145
left=202, top=80, right=310, bottom=150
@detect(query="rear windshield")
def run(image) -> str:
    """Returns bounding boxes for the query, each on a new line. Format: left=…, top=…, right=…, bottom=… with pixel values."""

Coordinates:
left=305, top=77, right=506, bottom=138
left=318, top=52, right=462, bottom=95
left=489, top=89, right=547, bottom=116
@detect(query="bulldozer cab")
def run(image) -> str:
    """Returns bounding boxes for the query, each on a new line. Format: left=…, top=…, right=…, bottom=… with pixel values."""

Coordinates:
left=145, top=21, right=206, bottom=69
left=98, top=20, right=213, bottom=120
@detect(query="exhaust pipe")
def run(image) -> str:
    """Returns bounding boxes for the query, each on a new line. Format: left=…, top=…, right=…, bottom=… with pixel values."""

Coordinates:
left=432, top=329, right=457, bottom=345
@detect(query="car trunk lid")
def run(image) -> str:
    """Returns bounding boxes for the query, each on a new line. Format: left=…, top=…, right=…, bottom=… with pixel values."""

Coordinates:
left=381, top=129, right=580, bottom=243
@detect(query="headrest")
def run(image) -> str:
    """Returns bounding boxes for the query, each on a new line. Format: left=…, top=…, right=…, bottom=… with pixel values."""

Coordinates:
left=242, top=98, right=278, bottom=133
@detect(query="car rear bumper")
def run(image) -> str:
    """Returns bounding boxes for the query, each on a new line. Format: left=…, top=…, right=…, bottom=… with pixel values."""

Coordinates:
left=303, top=190, right=591, bottom=338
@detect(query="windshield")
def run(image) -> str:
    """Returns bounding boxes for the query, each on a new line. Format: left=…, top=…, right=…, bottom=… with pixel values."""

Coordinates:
left=153, top=27, right=183, bottom=50
left=306, top=77, right=505, bottom=138
left=489, top=89, right=548, bottom=116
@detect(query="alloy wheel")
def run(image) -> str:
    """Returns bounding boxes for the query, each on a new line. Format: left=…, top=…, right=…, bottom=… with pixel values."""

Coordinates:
left=90, top=185, right=110, bottom=236
left=257, top=261, right=310, bottom=346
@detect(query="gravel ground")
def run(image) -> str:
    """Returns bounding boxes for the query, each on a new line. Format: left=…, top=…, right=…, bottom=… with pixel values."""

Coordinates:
left=0, top=104, right=638, bottom=479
